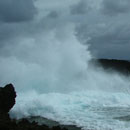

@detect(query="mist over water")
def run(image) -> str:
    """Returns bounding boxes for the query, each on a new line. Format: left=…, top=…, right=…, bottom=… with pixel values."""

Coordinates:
left=0, top=1, right=130, bottom=130
left=4, top=24, right=130, bottom=130
left=0, top=24, right=91, bottom=93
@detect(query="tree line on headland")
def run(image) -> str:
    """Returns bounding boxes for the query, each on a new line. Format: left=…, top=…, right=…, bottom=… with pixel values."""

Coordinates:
left=91, top=59, right=130, bottom=75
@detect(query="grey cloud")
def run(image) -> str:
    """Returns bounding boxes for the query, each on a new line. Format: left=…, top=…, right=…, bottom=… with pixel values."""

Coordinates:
left=70, top=0, right=90, bottom=15
left=101, top=0, right=130, bottom=16
left=0, top=0, right=130, bottom=61
left=76, top=21, right=130, bottom=59
left=74, top=6, right=130, bottom=60
left=0, top=0, right=37, bottom=23
left=91, top=24, right=130, bottom=45
left=47, top=11, right=59, bottom=19
left=89, top=43, right=130, bottom=60
left=0, top=21, right=35, bottom=44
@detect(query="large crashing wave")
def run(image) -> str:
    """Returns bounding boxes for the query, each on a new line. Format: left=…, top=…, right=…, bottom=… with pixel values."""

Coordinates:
left=0, top=24, right=91, bottom=93
left=0, top=18, right=130, bottom=130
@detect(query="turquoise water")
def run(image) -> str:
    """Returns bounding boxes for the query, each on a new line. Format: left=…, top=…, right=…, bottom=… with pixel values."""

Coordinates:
left=11, top=90, right=130, bottom=130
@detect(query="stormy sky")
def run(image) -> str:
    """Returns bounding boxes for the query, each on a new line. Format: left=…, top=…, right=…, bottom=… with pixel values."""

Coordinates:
left=0, top=0, right=130, bottom=60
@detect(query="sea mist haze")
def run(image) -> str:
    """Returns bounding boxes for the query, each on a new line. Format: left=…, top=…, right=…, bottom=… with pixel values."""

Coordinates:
left=0, top=0, right=130, bottom=130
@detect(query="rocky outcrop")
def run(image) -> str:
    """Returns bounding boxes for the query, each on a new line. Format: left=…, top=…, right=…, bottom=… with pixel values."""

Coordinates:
left=0, top=84, right=16, bottom=113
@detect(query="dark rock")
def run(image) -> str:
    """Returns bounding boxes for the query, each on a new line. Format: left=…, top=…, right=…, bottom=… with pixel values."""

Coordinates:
left=0, top=84, right=16, bottom=113
left=52, top=126, right=62, bottom=130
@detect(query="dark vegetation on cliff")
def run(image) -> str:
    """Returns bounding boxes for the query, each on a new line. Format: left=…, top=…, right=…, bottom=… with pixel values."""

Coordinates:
left=91, top=59, right=130, bottom=75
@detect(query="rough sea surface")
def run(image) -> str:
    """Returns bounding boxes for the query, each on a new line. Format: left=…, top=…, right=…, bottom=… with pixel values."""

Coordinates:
left=10, top=89, right=130, bottom=130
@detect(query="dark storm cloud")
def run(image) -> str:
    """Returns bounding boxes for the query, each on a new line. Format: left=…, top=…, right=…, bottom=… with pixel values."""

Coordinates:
left=101, top=0, right=130, bottom=16
left=0, top=0, right=38, bottom=51
left=0, top=0, right=130, bottom=60
left=70, top=0, right=89, bottom=15
left=89, top=43, right=130, bottom=60
left=0, top=0, right=37, bottom=23
left=75, top=19, right=130, bottom=60
left=47, top=11, right=59, bottom=18
left=70, top=0, right=130, bottom=60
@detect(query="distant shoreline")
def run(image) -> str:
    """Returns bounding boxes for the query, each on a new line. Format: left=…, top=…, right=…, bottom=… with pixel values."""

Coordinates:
left=90, top=59, right=130, bottom=75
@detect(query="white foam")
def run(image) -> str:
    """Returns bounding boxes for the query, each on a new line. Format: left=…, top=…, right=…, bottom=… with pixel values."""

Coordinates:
left=10, top=90, right=130, bottom=130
